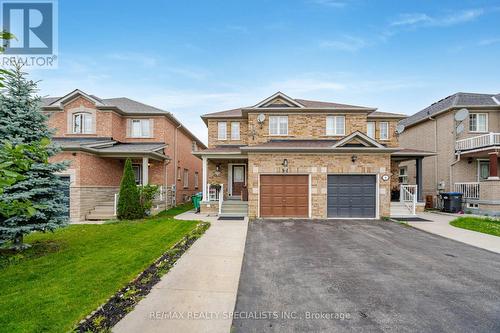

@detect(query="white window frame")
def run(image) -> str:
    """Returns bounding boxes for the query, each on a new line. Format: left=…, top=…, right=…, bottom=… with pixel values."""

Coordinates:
left=379, top=122, right=389, bottom=140
left=183, top=169, right=189, bottom=188
left=469, top=113, right=488, bottom=133
left=477, top=160, right=490, bottom=181
left=231, top=122, right=240, bottom=140
left=218, top=121, right=227, bottom=140
left=131, top=119, right=151, bottom=138
left=326, top=116, right=345, bottom=136
left=269, top=116, right=288, bottom=136
left=194, top=171, right=199, bottom=189
left=72, top=112, right=93, bottom=134
left=367, top=121, right=375, bottom=139
left=132, top=164, right=142, bottom=185
left=398, top=166, right=408, bottom=184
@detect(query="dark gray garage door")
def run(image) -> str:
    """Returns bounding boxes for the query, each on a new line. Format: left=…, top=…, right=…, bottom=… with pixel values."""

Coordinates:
left=327, top=175, right=376, bottom=218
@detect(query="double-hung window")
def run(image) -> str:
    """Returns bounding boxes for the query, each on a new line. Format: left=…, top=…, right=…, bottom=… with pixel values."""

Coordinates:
left=269, top=116, right=288, bottom=135
left=231, top=122, right=240, bottom=140
left=367, top=122, right=375, bottom=139
left=73, top=113, right=93, bottom=134
left=399, top=167, right=408, bottom=184
left=131, top=119, right=151, bottom=138
left=469, top=113, right=488, bottom=132
left=194, top=172, right=199, bottom=189
left=218, top=122, right=227, bottom=140
left=379, top=122, right=389, bottom=140
left=326, top=116, right=345, bottom=136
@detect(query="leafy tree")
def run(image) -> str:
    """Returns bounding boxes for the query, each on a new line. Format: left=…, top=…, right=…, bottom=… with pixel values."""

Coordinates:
left=0, top=65, right=68, bottom=249
left=139, top=184, right=159, bottom=216
left=117, top=159, right=143, bottom=220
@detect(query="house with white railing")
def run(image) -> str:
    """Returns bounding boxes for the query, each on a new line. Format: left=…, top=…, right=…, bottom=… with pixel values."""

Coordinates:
left=399, top=92, right=500, bottom=216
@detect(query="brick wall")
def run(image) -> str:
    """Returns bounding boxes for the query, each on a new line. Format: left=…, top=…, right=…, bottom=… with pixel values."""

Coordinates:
left=246, top=153, right=392, bottom=219
left=206, top=112, right=400, bottom=148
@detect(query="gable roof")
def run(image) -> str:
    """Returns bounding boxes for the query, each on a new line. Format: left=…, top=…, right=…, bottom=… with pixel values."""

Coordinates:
left=400, top=92, right=500, bottom=128
left=41, top=90, right=206, bottom=149
left=332, top=131, right=385, bottom=148
left=201, top=92, right=381, bottom=123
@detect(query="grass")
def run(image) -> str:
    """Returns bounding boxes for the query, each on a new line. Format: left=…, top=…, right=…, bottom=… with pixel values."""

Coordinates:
left=0, top=203, right=198, bottom=333
left=450, top=217, right=500, bottom=237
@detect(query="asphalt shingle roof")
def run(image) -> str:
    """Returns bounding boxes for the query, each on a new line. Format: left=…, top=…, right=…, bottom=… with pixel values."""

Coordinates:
left=400, top=92, right=500, bottom=128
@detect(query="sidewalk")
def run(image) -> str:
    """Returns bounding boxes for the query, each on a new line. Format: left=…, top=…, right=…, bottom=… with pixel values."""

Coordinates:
left=409, top=212, right=500, bottom=254
left=113, top=211, right=248, bottom=333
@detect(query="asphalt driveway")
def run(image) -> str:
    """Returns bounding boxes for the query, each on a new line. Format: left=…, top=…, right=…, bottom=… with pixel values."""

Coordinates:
left=232, top=219, right=500, bottom=333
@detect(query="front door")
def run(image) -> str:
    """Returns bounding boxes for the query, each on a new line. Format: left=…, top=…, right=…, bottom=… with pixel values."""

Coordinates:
left=232, top=165, right=245, bottom=196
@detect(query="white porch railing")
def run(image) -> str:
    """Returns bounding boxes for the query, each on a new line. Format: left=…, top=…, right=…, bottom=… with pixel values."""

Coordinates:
left=456, top=132, right=500, bottom=151
left=400, top=185, right=417, bottom=215
left=206, top=184, right=224, bottom=215
left=454, top=182, right=480, bottom=199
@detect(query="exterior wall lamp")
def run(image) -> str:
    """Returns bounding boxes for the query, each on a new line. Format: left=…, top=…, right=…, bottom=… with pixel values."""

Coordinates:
left=351, top=155, right=358, bottom=163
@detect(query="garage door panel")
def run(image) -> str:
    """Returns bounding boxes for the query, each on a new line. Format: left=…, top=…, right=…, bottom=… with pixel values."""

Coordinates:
left=260, top=175, right=309, bottom=218
left=327, top=175, right=376, bottom=218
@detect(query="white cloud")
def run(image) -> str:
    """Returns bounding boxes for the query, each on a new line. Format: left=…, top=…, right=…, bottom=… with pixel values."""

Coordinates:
left=478, top=37, right=500, bottom=46
left=308, top=0, right=351, bottom=8
left=390, top=9, right=484, bottom=28
left=319, top=36, right=368, bottom=52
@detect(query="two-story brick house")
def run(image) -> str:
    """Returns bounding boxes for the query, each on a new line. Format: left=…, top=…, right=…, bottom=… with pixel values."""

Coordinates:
left=44, top=89, right=205, bottom=222
left=399, top=92, right=500, bottom=215
left=194, top=92, right=432, bottom=219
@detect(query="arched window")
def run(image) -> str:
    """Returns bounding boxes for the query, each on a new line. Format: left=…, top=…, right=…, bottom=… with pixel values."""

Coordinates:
left=73, top=112, right=93, bottom=134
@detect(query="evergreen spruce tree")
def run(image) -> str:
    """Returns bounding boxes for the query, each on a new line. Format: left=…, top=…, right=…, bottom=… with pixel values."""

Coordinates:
left=117, top=159, right=143, bottom=220
left=0, top=65, right=68, bottom=248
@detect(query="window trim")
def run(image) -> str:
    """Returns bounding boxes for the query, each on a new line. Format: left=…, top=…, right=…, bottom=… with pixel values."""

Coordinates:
left=477, top=159, right=490, bottom=181
left=183, top=168, right=189, bottom=189
left=379, top=121, right=389, bottom=140
left=469, top=113, right=488, bottom=133
left=231, top=121, right=240, bottom=140
left=367, top=121, right=375, bottom=139
left=130, top=119, right=152, bottom=138
left=326, top=115, right=345, bottom=136
left=218, top=121, right=227, bottom=140
left=269, top=116, right=288, bottom=136
left=194, top=171, right=199, bottom=189
left=132, top=163, right=142, bottom=185
left=72, top=112, right=93, bottom=134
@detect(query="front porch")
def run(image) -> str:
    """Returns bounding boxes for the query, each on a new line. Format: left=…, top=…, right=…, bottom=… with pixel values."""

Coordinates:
left=453, top=141, right=500, bottom=216
left=201, top=156, right=249, bottom=217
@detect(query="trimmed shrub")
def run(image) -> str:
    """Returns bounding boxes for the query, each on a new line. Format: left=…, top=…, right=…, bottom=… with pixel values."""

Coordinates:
left=117, top=159, right=142, bottom=220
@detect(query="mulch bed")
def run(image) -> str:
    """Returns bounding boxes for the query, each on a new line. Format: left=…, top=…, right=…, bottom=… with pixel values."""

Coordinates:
left=74, top=222, right=210, bottom=333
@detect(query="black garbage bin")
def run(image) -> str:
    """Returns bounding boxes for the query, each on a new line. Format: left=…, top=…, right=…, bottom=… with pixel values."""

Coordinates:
left=440, top=192, right=463, bottom=213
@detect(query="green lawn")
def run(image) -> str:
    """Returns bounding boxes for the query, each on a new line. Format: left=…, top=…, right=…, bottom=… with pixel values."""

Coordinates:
left=450, top=217, right=500, bottom=237
left=0, top=204, right=199, bottom=333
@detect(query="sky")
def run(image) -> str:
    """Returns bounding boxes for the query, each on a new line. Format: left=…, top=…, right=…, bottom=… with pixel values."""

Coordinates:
left=29, top=0, right=500, bottom=144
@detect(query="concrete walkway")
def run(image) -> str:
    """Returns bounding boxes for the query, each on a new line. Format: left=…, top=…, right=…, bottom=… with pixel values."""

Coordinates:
left=408, top=212, right=500, bottom=254
left=113, top=211, right=248, bottom=333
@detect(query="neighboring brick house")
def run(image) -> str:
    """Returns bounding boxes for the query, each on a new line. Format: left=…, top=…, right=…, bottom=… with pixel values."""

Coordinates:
left=194, top=92, right=433, bottom=219
left=44, top=89, right=206, bottom=222
left=399, top=92, right=500, bottom=215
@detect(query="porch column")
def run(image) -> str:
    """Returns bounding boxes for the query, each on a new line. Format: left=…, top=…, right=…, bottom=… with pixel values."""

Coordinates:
left=416, top=157, right=423, bottom=201
left=488, top=152, right=499, bottom=180
left=202, top=156, right=208, bottom=201
left=142, top=157, right=149, bottom=185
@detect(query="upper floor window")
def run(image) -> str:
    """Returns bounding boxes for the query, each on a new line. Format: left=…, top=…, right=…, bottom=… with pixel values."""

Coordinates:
left=131, top=119, right=151, bottom=138
left=326, top=116, right=345, bottom=136
left=192, top=141, right=198, bottom=152
left=269, top=116, right=288, bottom=135
left=469, top=113, right=488, bottom=132
left=73, top=112, right=93, bottom=134
left=367, top=122, right=375, bottom=139
left=218, top=121, right=227, bottom=140
left=231, top=122, right=240, bottom=140
left=379, top=122, right=389, bottom=140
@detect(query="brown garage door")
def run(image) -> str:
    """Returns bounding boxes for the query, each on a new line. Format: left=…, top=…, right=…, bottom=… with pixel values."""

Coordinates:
left=260, top=175, right=309, bottom=217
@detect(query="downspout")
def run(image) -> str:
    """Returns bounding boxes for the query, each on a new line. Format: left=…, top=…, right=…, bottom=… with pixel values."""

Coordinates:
left=174, top=124, right=182, bottom=204
left=427, top=115, right=439, bottom=196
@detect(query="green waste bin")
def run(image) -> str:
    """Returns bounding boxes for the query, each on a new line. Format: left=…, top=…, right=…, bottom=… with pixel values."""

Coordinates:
left=192, top=192, right=202, bottom=213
